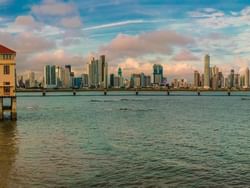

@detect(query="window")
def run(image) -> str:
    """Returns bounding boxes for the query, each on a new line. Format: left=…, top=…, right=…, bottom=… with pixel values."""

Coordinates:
left=3, top=65, right=10, bottom=75
left=4, top=86, right=10, bottom=94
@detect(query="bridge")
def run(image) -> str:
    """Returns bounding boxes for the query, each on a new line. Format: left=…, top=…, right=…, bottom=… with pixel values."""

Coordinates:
left=16, top=88, right=250, bottom=97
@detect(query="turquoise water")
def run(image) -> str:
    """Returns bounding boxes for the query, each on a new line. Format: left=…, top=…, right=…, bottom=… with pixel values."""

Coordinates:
left=0, top=92, right=250, bottom=187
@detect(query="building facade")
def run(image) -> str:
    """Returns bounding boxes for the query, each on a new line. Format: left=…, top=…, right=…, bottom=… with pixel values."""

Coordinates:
left=0, top=44, right=16, bottom=96
left=153, top=64, right=163, bottom=85
left=204, top=54, right=210, bottom=89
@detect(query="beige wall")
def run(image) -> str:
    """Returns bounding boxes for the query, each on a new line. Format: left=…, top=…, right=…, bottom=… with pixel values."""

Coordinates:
left=0, top=57, right=16, bottom=96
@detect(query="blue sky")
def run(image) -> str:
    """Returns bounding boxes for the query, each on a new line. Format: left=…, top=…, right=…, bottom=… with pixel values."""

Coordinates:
left=1, top=0, right=250, bottom=80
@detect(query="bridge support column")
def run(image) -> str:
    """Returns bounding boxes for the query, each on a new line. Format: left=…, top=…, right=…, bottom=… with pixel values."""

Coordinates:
left=104, top=90, right=107, bottom=96
left=0, top=98, right=3, bottom=120
left=197, top=90, right=201, bottom=96
left=167, top=90, right=170, bottom=96
left=42, top=89, right=46, bottom=96
left=11, top=97, right=17, bottom=120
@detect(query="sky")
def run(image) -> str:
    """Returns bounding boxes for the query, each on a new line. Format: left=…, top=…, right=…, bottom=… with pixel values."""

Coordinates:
left=1, top=0, right=250, bottom=80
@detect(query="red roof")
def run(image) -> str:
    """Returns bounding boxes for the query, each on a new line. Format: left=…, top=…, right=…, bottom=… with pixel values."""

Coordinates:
left=0, top=44, right=16, bottom=54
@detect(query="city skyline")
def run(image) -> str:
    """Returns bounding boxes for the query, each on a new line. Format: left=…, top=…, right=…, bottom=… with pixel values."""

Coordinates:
left=16, top=53, right=250, bottom=89
left=1, top=1, right=250, bottom=80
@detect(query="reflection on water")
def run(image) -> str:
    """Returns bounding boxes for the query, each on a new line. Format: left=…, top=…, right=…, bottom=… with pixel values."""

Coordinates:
left=0, top=121, right=18, bottom=188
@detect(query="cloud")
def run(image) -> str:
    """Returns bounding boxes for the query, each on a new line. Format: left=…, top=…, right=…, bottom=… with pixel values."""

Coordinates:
left=172, top=49, right=200, bottom=61
left=109, top=57, right=198, bottom=81
left=189, top=6, right=250, bottom=29
left=14, top=15, right=42, bottom=30
left=0, top=31, right=56, bottom=54
left=19, top=50, right=86, bottom=75
left=82, top=19, right=159, bottom=31
left=60, top=16, right=82, bottom=28
left=100, top=30, right=194, bottom=59
left=32, top=0, right=75, bottom=16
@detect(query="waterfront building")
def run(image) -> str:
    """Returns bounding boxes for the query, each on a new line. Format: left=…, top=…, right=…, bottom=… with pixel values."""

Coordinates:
left=0, top=44, right=17, bottom=120
left=144, top=75, right=151, bottom=87
left=240, top=75, right=245, bottom=88
left=73, top=77, right=82, bottom=88
left=234, top=74, right=240, bottom=89
left=110, top=74, right=115, bottom=88
left=218, top=72, right=224, bottom=88
left=118, top=67, right=124, bottom=88
left=17, top=75, right=25, bottom=88
left=204, top=54, right=210, bottom=89
left=130, top=74, right=141, bottom=88
left=193, top=70, right=200, bottom=88
left=28, top=72, right=36, bottom=88
left=228, top=69, right=234, bottom=88
left=64, top=65, right=72, bottom=88
left=44, top=65, right=57, bottom=88
left=88, top=55, right=108, bottom=88
left=114, top=76, right=120, bottom=88
left=153, top=64, right=163, bottom=85
left=81, top=74, right=88, bottom=88
left=140, top=73, right=145, bottom=88
left=244, top=67, right=249, bottom=88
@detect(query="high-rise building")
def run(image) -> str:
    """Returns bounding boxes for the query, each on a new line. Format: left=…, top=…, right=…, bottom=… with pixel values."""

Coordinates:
left=204, top=54, right=210, bottom=89
left=81, top=74, right=88, bottom=87
left=153, top=64, right=163, bottom=85
left=144, top=76, right=151, bottom=87
left=28, top=72, right=36, bottom=88
left=234, top=74, right=240, bottom=89
left=118, top=67, right=124, bottom=88
left=244, top=67, right=249, bottom=88
left=229, top=69, right=234, bottom=88
left=193, top=70, right=200, bottom=88
left=110, top=74, right=115, bottom=88
left=44, top=65, right=57, bottom=88
left=130, top=74, right=141, bottom=88
left=88, top=55, right=108, bottom=88
left=64, top=65, right=71, bottom=88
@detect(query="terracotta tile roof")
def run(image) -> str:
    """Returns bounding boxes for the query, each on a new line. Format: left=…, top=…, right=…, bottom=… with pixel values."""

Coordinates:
left=0, top=44, right=16, bottom=54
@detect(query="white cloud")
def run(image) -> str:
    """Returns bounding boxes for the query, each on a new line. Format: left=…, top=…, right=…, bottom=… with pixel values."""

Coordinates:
left=32, top=0, right=75, bottom=16
left=60, top=16, right=82, bottom=28
left=82, top=19, right=160, bottom=31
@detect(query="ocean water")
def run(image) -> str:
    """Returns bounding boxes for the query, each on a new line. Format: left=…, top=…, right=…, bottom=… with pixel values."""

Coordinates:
left=0, top=92, right=250, bottom=188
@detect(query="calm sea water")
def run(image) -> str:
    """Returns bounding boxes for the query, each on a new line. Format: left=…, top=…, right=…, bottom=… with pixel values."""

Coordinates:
left=0, top=92, right=250, bottom=188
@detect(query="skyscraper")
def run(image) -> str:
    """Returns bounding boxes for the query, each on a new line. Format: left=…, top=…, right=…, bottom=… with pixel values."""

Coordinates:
left=204, top=54, right=210, bottom=89
left=88, top=55, right=108, bottom=88
left=193, top=70, right=200, bottom=88
left=28, top=72, right=35, bottom=88
left=44, top=65, right=57, bottom=88
left=110, top=73, right=115, bottom=88
left=229, top=69, right=234, bottom=88
left=244, top=67, right=249, bottom=89
left=153, top=64, right=163, bottom=85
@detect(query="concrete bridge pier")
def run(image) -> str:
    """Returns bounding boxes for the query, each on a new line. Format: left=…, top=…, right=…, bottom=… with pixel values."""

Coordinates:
left=0, top=98, right=3, bottom=120
left=135, top=89, right=139, bottom=96
left=11, top=97, right=17, bottom=120
left=0, top=97, right=17, bottom=121
left=197, top=90, right=201, bottom=96
left=42, top=89, right=46, bottom=96
left=167, top=90, right=170, bottom=96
